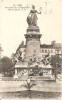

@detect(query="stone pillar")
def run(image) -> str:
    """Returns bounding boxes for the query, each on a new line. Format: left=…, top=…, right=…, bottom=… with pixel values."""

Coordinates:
left=48, top=69, right=52, bottom=78
left=49, top=69, right=52, bottom=75
left=14, top=69, right=18, bottom=78
left=15, top=69, right=18, bottom=75
left=24, top=26, right=42, bottom=61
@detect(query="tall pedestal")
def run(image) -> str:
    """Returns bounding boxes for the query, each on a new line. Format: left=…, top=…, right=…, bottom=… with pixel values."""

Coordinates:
left=24, top=26, right=42, bottom=61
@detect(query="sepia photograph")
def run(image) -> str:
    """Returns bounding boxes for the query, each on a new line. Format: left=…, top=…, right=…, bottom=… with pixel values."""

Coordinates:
left=0, top=0, right=62, bottom=99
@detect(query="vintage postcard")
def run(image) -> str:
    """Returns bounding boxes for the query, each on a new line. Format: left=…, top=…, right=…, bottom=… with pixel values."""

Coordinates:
left=0, top=0, right=62, bottom=99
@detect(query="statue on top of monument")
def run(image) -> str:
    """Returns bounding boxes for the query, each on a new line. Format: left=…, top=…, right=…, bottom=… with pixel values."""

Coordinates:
left=27, top=5, right=42, bottom=27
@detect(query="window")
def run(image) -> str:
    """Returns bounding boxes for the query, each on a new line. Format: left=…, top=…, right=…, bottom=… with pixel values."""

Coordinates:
left=48, top=50, right=50, bottom=53
left=57, top=50, right=59, bottom=54
left=42, top=50, right=44, bottom=53
left=45, top=50, right=47, bottom=53
left=51, top=50, right=53, bottom=53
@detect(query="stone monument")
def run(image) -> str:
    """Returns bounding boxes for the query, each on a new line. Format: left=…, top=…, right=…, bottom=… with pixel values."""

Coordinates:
left=24, top=5, right=42, bottom=61
left=14, top=5, right=53, bottom=80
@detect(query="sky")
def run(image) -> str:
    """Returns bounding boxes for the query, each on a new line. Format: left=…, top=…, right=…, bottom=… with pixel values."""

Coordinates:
left=0, top=0, right=62, bottom=57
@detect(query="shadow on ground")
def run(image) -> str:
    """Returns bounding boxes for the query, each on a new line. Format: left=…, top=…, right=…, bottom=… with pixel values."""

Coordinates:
left=0, top=90, right=61, bottom=99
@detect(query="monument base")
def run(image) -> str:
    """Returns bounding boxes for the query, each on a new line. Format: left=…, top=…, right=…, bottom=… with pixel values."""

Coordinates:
left=27, top=26, right=40, bottom=33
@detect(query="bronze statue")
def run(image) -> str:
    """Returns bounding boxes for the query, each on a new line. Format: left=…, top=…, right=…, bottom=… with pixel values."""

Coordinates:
left=27, top=5, right=41, bottom=27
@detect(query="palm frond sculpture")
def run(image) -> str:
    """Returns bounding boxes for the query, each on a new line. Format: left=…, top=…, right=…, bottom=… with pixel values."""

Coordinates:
left=22, top=78, right=36, bottom=90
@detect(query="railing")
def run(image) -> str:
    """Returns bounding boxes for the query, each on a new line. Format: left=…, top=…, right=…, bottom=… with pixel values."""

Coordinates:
left=1, top=76, right=55, bottom=81
left=1, top=76, right=28, bottom=81
left=29, top=76, right=55, bottom=81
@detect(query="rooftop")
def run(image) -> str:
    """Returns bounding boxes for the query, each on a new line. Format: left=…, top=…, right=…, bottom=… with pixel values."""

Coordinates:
left=54, top=43, right=62, bottom=49
left=40, top=44, right=54, bottom=48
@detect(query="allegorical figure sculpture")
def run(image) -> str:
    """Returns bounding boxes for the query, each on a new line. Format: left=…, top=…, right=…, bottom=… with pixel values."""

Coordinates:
left=27, top=5, right=41, bottom=27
